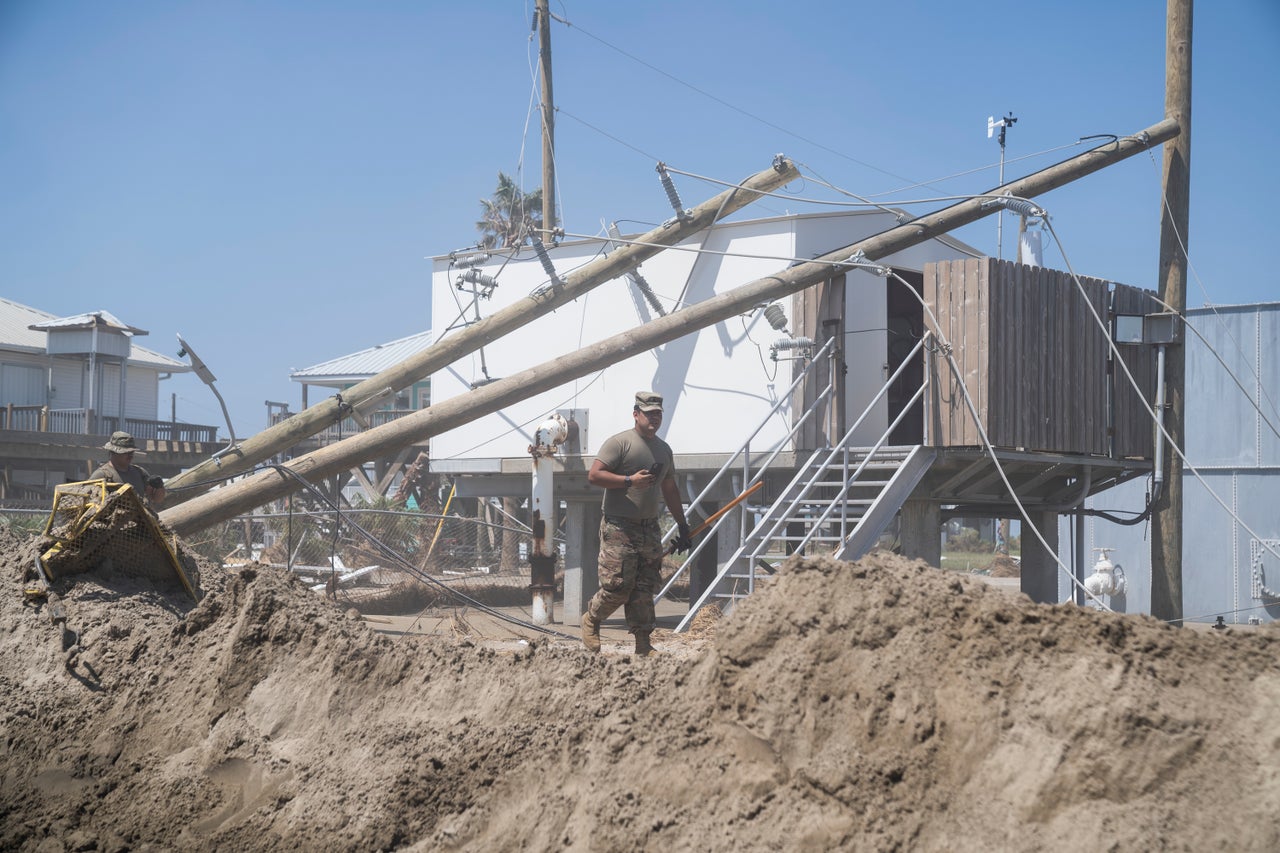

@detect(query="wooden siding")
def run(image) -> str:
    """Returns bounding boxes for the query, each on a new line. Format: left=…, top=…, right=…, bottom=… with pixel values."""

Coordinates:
left=926, top=258, right=1151, bottom=457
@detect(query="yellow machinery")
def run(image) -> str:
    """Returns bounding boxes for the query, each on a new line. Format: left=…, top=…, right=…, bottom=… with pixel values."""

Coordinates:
left=35, top=479, right=198, bottom=602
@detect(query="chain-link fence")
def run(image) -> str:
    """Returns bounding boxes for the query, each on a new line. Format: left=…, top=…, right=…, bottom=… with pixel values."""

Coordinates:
left=180, top=502, right=555, bottom=615
left=0, top=507, right=49, bottom=537
left=6, top=493, right=693, bottom=621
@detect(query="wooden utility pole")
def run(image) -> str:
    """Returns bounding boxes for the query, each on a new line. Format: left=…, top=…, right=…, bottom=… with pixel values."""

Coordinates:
left=160, top=118, right=1179, bottom=537
left=163, top=158, right=799, bottom=496
left=537, top=0, right=556, bottom=242
left=1151, top=0, right=1192, bottom=625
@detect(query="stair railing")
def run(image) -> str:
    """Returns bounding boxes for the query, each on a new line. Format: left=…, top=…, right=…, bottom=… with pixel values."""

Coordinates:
left=654, top=336, right=838, bottom=601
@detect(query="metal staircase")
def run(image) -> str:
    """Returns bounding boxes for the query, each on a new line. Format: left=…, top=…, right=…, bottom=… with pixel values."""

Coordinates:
left=658, top=332, right=940, bottom=632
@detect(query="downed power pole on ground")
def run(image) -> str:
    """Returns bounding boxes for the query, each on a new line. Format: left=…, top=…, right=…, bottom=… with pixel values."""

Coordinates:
left=161, top=118, right=1179, bottom=537
left=163, top=156, right=801, bottom=497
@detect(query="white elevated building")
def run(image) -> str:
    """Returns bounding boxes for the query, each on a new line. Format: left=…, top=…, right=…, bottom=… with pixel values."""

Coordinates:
left=0, top=297, right=219, bottom=500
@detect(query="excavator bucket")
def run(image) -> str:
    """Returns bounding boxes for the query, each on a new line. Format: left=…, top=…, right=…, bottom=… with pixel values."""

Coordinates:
left=36, top=479, right=198, bottom=601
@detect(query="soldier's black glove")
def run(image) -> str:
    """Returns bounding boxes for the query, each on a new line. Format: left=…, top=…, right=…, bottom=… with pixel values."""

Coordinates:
left=147, top=476, right=165, bottom=489
left=673, top=523, right=693, bottom=554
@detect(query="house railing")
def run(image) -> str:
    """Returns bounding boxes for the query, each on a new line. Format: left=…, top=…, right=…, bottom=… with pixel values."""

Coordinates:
left=268, top=409, right=420, bottom=444
left=1, top=405, right=219, bottom=443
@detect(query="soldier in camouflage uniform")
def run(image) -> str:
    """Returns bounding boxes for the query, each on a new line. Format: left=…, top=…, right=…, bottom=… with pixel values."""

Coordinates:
left=582, top=391, right=692, bottom=655
left=91, top=431, right=167, bottom=508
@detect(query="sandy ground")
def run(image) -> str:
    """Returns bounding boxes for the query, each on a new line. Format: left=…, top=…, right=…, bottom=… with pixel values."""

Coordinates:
left=2, top=525, right=1279, bottom=852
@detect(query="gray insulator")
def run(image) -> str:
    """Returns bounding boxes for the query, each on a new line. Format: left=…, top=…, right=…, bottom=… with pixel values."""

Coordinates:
left=763, top=303, right=788, bottom=332
left=1000, top=197, right=1044, bottom=218
left=630, top=271, right=666, bottom=316
left=982, top=195, right=1045, bottom=218
left=452, top=252, right=491, bottom=269
left=460, top=269, right=498, bottom=290
left=772, top=336, right=814, bottom=352
left=531, top=238, right=560, bottom=282
left=656, top=162, right=689, bottom=219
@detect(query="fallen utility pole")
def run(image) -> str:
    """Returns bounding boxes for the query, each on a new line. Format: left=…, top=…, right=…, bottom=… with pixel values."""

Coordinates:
left=162, top=118, right=1179, bottom=537
left=163, top=156, right=801, bottom=495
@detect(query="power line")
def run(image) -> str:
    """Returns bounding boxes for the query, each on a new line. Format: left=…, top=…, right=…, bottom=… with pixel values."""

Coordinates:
left=551, top=13, right=927, bottom=188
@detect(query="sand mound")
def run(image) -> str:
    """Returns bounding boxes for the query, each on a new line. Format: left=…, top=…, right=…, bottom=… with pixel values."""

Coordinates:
left=1, top=538, right=1276, bottom=851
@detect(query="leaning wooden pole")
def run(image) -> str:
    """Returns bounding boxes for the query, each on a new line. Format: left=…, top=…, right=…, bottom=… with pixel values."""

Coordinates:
left=162, top=119, right=1179, bottom=537
left=163, top=156, right=800, bottom=495
left=1151, top=0, right=1192, bottom=625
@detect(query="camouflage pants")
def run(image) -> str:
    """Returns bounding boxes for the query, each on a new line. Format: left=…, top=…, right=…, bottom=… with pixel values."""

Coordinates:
left=586, top=516, right=662, bottom=635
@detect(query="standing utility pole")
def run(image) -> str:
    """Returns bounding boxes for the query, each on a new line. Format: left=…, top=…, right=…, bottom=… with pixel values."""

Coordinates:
left=1151, top=0, right=1192, bottom=625
left=536, top=0, right=556, bottom=243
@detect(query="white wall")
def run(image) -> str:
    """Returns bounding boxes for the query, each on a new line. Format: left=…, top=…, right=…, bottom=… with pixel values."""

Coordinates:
left=98, top=364, right=160, bottom=420
left=0, top=349, right=163, bottom=421
left=0, top=358, right=47, bottom=405
left=428, top=212, right=972, bottom=469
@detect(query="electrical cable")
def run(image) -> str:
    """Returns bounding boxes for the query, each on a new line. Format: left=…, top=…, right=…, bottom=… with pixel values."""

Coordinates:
left=441, top=369, right=608, bottom=460
left=661, top=162, right=994, bottom=212
left=267, top=464, right=575, bottom=639
left=1142, top=148, right=1280, bottom=438
left=554, top=106, right=665, bottom=163
left=165, top=463, right=575, bottom=639
left=550, top=14, right=935, bottom=189
left=1040, top=218, right=1280, bottom=578
left=868, top=140, right=1086, bottom=198
left=1163, top=302, right=1280, bottom=443
left=886, top=270, right=1111, bottom=609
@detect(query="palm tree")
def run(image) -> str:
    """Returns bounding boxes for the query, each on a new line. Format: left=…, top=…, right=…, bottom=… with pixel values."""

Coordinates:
left=475, top=172, right=544, bottom=249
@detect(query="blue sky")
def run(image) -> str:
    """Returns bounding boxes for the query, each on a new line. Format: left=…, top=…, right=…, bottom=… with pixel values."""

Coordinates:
left=2, top=1, right=1277, bottom=439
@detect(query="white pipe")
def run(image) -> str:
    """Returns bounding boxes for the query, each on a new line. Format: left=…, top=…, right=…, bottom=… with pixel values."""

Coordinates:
left=529, top=414, right=567, bottom=625
left=1152, top=344, right=1167, bottom=501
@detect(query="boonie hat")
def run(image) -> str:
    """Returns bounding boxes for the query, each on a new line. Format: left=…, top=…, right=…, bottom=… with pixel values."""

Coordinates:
left=635, top=391, right=663, bottom=412
left=103, top=431, right=145, bottom=455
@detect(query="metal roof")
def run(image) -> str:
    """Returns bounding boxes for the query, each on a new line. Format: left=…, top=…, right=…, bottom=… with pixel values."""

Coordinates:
left=291, top=330, right=433, bottom=384
left=28, top=310, right=146, bottom=335
left=0, top=297, right=188, bottom=371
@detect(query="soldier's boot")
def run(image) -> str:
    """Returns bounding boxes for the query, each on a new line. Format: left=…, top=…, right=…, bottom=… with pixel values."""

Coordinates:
left=634, top=631, right=656, bottom=657
left=581, top=612, right=601, bottom=653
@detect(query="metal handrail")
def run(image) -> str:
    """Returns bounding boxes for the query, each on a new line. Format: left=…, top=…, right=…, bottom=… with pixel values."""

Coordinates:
left=743, top=335, right=929, bottom=566
left=654, top=337, right=838, bottom=601
left=783, top=379, right=928, bottom=558
left=672, top=333, right=932, bottom=629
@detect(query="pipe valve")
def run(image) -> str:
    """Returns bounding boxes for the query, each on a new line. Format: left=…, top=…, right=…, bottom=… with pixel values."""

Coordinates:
left=1084, top=547, right=1126, bottom=606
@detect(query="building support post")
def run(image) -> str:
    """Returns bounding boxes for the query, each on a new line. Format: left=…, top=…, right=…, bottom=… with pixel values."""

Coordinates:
left=899, top=499, right=941, bottom=566
left=687, top=501, right=723, bottom=606
left=1021, top=511, right=1060, bottom=604
left=564, top=500, right=601, bottom=625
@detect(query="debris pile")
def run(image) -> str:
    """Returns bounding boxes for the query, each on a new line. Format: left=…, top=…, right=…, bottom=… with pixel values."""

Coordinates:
left=1, top=532, right=1276, bottom=851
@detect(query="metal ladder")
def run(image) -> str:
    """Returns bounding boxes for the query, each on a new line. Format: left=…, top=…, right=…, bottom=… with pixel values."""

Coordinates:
left=670, top=334, right=937, bottom=631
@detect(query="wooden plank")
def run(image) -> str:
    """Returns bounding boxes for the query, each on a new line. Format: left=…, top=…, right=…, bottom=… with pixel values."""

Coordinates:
left=950, top=258, right=965, bottom=445
left=924, top=263, right=940, bottom=445
left=989, top=260, right=1007, bottom=446
left=973, top=258, right=989, bottom=445
left=945, top=258, right=958, bottom=446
